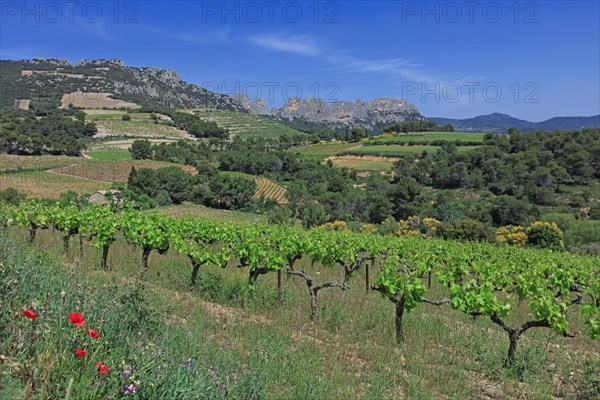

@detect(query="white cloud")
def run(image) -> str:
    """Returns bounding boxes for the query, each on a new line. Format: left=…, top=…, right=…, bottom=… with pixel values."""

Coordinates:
left=246, top=33, right=462, bottom=85
left=247, top=34, right=321, bottom=56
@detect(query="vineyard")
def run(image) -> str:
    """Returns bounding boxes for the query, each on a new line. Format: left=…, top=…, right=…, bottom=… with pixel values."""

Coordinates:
left=3, top=201, right=598, bottom=354
left=51, top=161, right=197, bottom=183
left=221, top=172, right=289, bottom=204
left=253, top=177, right=288, bottom=204
left=188, top=109, right=304, bottom=138
left=1, top=201, right=599, bottom=398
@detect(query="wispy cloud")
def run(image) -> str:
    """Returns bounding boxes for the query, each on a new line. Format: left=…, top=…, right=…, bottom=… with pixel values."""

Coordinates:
left=245, top=33, right=472, bottom=85
left=247, top=34, right=321, bottom=56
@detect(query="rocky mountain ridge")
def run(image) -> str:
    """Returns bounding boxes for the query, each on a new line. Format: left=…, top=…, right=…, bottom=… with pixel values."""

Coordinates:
left=234, top=94, right=424, bottom=133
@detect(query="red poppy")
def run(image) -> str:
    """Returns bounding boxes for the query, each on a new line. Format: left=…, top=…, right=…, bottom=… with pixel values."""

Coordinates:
left=95, top=362, right=110, bottom=374
left=75, top=348, right=87, bottom=358
left=86, top=329, right=101, bottom=339
left=23, top=309, right=38, bottom=320
left=69, top=312, right=86, bottom=327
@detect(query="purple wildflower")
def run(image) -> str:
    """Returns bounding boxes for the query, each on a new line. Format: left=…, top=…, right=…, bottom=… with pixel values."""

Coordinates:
left=122, top=365, right=134, bottom=379
left=183, top=358, right=192, bottom=369
left=123, top=384, right=137, bottom=395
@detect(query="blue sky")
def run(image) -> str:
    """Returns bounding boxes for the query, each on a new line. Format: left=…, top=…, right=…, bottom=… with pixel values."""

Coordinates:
left=1, top=1, right=599, bottom=120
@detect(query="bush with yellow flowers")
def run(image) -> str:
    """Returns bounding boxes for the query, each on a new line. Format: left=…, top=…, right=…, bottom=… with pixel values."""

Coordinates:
left=496, top=225, right=528, bottom=247
left=319, top=220, right=348, bottom=231
left=360, top=223, right=377, bottom=233
left=526, top=221, right=564, bottom=250
left=497, top=221, right=564, bottom=250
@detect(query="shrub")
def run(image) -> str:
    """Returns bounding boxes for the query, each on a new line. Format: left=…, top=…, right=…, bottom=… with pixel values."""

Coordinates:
left=267, top=205, right=293, bottom=225
left=0, top=188, right=26, bottom=206
left=526, top=221, right=564, bottom=250
left=496, top=225, right=528, bottom=247
left=320, top=220, right=348, bottom=231
left=440, top=217, right=494, bottom=242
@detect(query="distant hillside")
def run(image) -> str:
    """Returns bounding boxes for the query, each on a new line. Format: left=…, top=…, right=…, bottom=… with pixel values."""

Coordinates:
left=235, top=94, right=424, bottom=134
left=0, top=58, right=244, bottom=111
left=1, top=58, right=427, bottom=134
left=430, top=113, right=600, bottom=133
left=187, top=109, right=305, bottom=138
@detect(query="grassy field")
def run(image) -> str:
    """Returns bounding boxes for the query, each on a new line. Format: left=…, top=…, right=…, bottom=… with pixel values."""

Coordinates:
left=3, top=224, right=598, bottom=399
left=186, top=109, right=304, bottom=138
left=291, top=134, right=484, bottom=170
left=85, top=150, right=132, bottom=161
left=368, top=132, right=485, bottom=145
left=292, top=142, right=364, bottom=161
left=339, top=145, right=480, bottom=157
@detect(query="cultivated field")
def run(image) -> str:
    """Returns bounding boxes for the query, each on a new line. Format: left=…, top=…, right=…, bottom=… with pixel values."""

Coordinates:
left=0, top=153, right=289, bottom=207
left=368, top=132, right=485, bottom=145
left=338, top=145, right=480, bottom=157
left=60, top=92, right=141, bottom=109
left=328, top=156, right=396, bottom=171
left=51, top=160, right=197, bottom=183
left=253, top=176, right=288, bottom=203
left=0, top=154, right=81, bottom=173
left=85, top=150, right=132, bottom=161
left=94, top=119, right=190, bottom=139
left=187, top=109, right=304, bottom=138
left=291, top=132, right=484, bottom=169
left=292, top=142, right=364, bottom=161
left=158, top=203, right=267, bottom=224
left=0, top=170, right=111, bottom=198
left=221, top=171, right=288, bottom=204
left=4, top=223, right=597, bottom=400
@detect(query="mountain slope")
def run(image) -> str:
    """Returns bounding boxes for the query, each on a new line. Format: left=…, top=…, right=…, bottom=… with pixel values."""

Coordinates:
left=430, top=113, right=600, bottom=132
left=0, top=58, right=244, bottom=111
